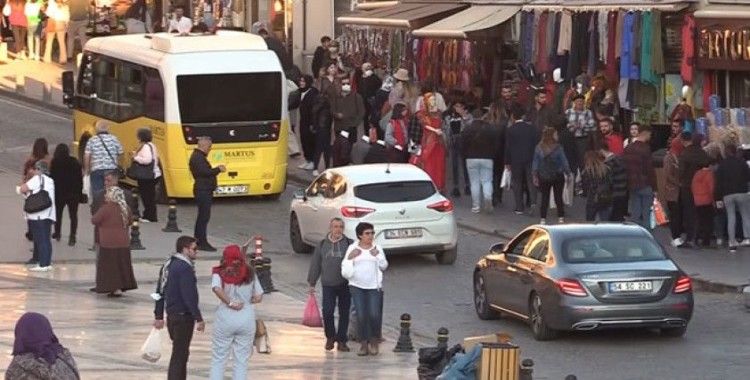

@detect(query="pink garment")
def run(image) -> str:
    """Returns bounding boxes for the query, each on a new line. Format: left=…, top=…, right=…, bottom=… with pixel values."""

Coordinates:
left=681, top=14, right=696, bottom=85
left=7, top=2, right=27, bottom=27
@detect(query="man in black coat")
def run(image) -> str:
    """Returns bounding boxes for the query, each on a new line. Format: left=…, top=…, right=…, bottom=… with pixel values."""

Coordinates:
left=189, top=137, right=226, bottom=251
left=312, top=36, right=332, bottom=78
left=505, top=103, right=540, bottom=214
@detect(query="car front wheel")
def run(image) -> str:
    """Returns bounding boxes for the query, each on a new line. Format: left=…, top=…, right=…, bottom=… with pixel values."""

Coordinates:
left=474, top=272, right=500, bottom=320
left=290, top=213, right=313, bottom=254
left=436, top=245, right=457, bottom=265
left=529, top=293, right=558, bottom=341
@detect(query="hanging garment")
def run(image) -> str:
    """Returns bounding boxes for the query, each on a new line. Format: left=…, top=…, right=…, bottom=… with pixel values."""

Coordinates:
left=598, top=12, right=608, bottom=63
left=587, top=12, right=598, bottom=77
left=536, top=11, right=550, bottom=74
left=703, top=71, right=714, bottom=111
left=640, top=11, right=657, bottom=85
left=531, top=11, right=541, bottom=63
left=567, top=12, right=588, bottom=79
left=651, top=10, right=665, bottom=76
left=632, top=12, right=642, bottom=80
left=681, top=14, right=696, bottom=85
left=522, top=11, right=535, bottom=65
left=618, top=77, right=630, bottom=109
left=546, top=11, right=556, bottom=62
left=557, top=11, right=572, bottom=55
left=551, top=11, right=562, bottom=72
left=605, top=11, right=619, bottom=83
left=620, top=12, right=639, bottom=80
left=615, top=11, right=625, bottom=59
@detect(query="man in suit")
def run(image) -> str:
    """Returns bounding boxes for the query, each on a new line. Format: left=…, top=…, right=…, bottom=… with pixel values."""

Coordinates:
left=505, top=103, right=540, bottom=214
left=189, top=137, right=226, bottom=252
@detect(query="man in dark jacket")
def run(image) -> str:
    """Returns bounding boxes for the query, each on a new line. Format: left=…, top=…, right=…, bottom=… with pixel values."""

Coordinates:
left=154, top=236, right=204, bottom=380
left=505, top=103, right=540, bottom=214
left=357, top=62, right=382, bottom=131
left=307, top=218, right=353, bottom=352
left=715, top=144, right=750, bottom=252
left=622, top=123, right=657, bottom=229
left=598, top=140, right=629, bottom=221
left=189, top=137, right=226, bottom=251
left=312, top=36, right=331, bottom=78
left=677, top=132, right=710, bottom=246
left=461, top=120, right=500, bottom=213
left=333, top=79, right=365, bottom=145
left=526, top=90, right=555, bottom=134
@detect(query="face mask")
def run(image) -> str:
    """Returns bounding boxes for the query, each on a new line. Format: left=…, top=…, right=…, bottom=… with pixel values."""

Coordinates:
left=364, top=70, right=373, bottom=78
left=341, top=85, right=351, bottom=93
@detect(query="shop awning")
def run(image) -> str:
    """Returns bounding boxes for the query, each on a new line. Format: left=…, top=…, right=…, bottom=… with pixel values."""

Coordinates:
left=336, top=2, right=469, bottom=29
left=412, top=5, right=520, bottom=39
left=522, top=0, right=694, bottom=12
left=695, top=4, right=750, bottom=19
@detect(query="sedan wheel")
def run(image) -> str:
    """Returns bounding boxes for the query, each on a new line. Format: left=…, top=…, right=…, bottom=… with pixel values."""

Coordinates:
left=529, top=293, right=558, bottom=341
left=473, top=273, right=500, bottom=320
left=436, top=245, right=457, bottom=265
left=290, top=213, right=313, bottom=254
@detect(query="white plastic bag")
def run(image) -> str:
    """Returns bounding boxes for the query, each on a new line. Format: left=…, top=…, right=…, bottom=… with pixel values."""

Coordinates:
left=563, top=174, right=575, bottom=206
left=500, top=168, right=511, bottom=190
left=82, top=174, right=90, bottom=197
left=140, top=328, right=163, bottom=363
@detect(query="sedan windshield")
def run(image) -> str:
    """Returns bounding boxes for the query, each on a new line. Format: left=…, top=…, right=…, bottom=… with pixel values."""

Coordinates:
left=562, top=236, right=667, bottom=264
left=177, top=72, right=282, bottom=124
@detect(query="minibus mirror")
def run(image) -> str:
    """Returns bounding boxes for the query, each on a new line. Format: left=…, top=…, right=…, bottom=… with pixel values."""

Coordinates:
left=62, top=71, right=75, bottom=108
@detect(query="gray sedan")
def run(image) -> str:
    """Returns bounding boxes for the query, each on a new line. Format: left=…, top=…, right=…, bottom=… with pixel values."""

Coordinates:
left=473, top=224, right=694, bottom=341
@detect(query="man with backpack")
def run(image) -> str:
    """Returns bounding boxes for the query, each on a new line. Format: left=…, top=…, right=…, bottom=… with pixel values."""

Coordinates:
left=307, top=218, right=353, bottom=352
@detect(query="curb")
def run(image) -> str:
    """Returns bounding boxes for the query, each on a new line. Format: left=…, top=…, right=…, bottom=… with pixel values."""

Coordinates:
left=0, top=86, right=72, bottom=115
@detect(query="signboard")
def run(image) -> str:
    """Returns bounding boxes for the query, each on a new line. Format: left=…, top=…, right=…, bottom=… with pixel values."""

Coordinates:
left=697, top=19, right=750, bottom=71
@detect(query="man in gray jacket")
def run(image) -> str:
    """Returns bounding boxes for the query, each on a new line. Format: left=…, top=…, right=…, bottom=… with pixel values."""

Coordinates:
left=333, top=79, right=365, bottom=144
left=307, top=218, right=353, bottom=352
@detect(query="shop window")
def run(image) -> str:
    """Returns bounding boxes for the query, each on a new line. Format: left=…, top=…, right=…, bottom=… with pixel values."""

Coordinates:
left=729, top=72, right=750, bottom=108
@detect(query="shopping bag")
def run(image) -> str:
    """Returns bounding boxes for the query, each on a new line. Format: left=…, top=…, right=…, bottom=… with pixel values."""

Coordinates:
left=500, top=168, right=511, bottom=190
left=302, top=294, right=323, bottom=327
left=82, top=174, right=90, bottom=197
left=562, top=174, right=575, bottom=206
left=653, top=199, right=669, bottom=226
left=140, top=328, right=163, bottom=363
left=650, top=207, right=657, bottom=229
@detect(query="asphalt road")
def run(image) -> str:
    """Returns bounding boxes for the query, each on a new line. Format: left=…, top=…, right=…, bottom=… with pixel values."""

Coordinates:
left=1, top=94, right=749, bottom=379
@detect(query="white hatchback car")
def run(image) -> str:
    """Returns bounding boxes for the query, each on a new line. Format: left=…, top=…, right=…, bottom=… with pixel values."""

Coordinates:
left=289, top=164, right=459, bottom=264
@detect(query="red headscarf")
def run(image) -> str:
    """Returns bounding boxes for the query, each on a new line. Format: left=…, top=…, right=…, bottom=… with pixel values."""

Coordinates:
left=212, top=245, right=249, bottom=285
left=669, top=137, right=684, bottom=156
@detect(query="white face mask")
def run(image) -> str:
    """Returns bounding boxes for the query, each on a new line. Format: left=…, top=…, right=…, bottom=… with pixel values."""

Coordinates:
left=364, top=70, right=374, bottom=78
left=341, top=84, right=351, bottom=93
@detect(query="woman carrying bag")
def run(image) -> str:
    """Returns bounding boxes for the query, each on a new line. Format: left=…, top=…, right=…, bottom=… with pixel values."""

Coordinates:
left=130, top=127, right=161, bottom=222
left=18, top=160, right=56, bottom=272
left=341, top=222, right=388, bottom=357
left=210, top=245, right=263, bottom=380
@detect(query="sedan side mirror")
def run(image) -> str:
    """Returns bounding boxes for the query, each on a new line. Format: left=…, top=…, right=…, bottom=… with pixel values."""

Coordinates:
left=62, top=71, right=75, bottom=108
left=293, top=188, right=307, bottom=201
left=490, top=242, right=505, bottom=253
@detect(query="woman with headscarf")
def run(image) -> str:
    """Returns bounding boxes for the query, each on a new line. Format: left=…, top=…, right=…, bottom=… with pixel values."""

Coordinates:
left=91, top=186, right=137, bottom=297
left=6, top=312, right=79, bottom=380
left=293, top=75, right=319, bottom=170
left=209, top=245, right=263, bottom=380
left=418, top=92, right=447, bottom=191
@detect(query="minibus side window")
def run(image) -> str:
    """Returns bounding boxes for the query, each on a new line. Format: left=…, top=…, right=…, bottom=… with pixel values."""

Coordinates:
left=118, top=63, right=144, bottom=120
left=92, top=56, right=120, bottom=120
left=144, top=68, right=165, bottom=122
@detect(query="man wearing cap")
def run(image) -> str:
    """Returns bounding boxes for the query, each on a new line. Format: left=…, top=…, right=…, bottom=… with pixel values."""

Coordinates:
left=564, top=94, right=595, bottom=176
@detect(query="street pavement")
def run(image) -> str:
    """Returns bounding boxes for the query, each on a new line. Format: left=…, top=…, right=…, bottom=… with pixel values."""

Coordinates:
left=2, top=74, right=750, bottom=379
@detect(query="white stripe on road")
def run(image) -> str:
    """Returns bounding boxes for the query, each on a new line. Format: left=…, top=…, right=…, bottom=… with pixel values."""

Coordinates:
left=0, top=96, right=71, bottom=122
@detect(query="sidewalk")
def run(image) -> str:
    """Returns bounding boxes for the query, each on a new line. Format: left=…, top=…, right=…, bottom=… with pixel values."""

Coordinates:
left=0, top=173, right=419, bottom=378
left=1, top=56, right=748, bottom=293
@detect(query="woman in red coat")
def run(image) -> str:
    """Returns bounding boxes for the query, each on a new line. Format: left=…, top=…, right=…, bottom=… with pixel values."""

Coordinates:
left=418, top=93, right=447, bottom=191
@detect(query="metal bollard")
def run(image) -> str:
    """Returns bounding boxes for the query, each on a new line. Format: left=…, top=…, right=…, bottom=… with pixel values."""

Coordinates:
left=131, top=190, right=141, bottom=221
left=436, top=327, right=449, bottom=349
left=393, top=313, right=415, bottom=353
left=162, top=200, right=182, bottom=232
left=253, top=235, right=263, bottom=258
left=130, top=220, right=145, bottom=250
left=259, top=257, right=277, bottom=293
left=520, top=358, right=534, bottom=380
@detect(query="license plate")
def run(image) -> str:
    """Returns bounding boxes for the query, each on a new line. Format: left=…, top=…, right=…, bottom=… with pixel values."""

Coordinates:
left=385, top=228, right=422, bottom=239
left=214, top=185, right=248, bottom=195
left=609, top=281, right=653, bottom=292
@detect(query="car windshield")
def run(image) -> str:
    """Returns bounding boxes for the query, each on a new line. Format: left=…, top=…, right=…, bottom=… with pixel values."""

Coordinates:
left=176, top=72, right=282, bottom=124
left=562, top=236, right=667, bottom=264
left=354, top=181, right=436, bottom=203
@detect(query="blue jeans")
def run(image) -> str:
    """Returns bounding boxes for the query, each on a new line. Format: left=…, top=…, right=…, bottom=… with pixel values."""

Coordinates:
left=322, top=284, right=351, bottom=343
left=466, top=159, right=493, bottom=209
left=29, top=219, right=53, bottom=267
left=194, top=189, right=213, bottom=245
left=89, top=169, right=108, bottom=199
left=349, top=286, right=382, bottom=342
left=628, top=186, right=654, bottom=230
left=723, top=193, right=750, bottom=244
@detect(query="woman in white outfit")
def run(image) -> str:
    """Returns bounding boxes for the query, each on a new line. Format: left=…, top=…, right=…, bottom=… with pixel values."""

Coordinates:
left=341, top=222, right=388, bottom=356
left=210, top=244, right=263, bottom=380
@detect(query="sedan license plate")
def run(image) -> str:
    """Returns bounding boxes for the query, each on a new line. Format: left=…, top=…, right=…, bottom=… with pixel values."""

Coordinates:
left=214, top=185, right=248, bottom=195
left=385, top=228, right=422, bottom=239
left=609, top=281, right=652, bottom=292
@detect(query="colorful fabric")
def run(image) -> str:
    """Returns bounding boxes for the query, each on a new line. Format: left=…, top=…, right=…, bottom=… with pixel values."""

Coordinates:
left=605, top=11, right=619, bottom=82
left=681, top=14, right=696, bottom=84
left=640, top=12, right=658, bottom=85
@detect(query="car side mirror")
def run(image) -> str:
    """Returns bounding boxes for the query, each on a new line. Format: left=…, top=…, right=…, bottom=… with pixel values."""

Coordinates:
left=62, top=71, right=75, bottom=108
left=490, top=242, right=505, bottom=253
left=293, top=188, right=307, bottom=201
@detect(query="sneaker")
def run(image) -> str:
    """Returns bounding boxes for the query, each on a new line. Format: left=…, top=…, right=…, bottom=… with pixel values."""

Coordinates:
left=25, top=259, right=38, bottom=265
left=539, top=218, right=546, bottom=225
left=197, top=243, right=217, bottom=252
left=369, top=341, right=379, bottom=355
left=337, top=342, right=350, bottom=352
left=483, top=201, right=494, bottom=214
left=729, top=245, right=738, bottom=253
left=357, top=343, right=369, bottom=356
left=471, top=207, right=480, bottom=213
left=451, top=188, right=461, bottom=197
left=68, top=236, right=76, bottom=247
left=514, top=210, right=524, bottom=215
left=671, top=237, right=685, bottom=248
left=312, top=170, right=320, bottom=176
left=28, top=265, right=52, bottom=272
left=139, top=218, right=150, bottom=223
left=325, top=338, right=335, bottom=351
left=304, top=162, right=315, bottom=170
left=716, top=238, right=724, bottom=247
left=741, top=239, right=750, bottom=247
left=558, top=217, right=565, bottom=224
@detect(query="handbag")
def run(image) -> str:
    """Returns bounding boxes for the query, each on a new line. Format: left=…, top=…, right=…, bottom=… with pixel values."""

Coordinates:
left=127, top=144, right=155, bottom=180
left=97, top=135, right=125, bottom=178
left=24, top=176, right=52, bottom=213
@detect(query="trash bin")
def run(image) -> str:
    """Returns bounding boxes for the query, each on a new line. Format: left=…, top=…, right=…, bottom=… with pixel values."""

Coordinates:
left=477, top=342, right=520, bottom=380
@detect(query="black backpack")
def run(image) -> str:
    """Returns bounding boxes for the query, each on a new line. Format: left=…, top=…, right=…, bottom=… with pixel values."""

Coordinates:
left=537, top=147, right=562, bottom=181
